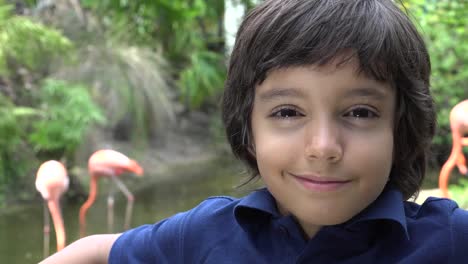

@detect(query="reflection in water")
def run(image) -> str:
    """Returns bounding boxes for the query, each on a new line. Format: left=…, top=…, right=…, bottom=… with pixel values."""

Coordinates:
left=0, top=158, right=260, bottom=264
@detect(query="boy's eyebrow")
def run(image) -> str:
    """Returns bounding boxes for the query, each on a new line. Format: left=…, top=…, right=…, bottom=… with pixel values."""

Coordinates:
left=258, top=86, right=389, bottom=101
left=258, top=87, right=305, bottom=102
left=343, top=86, right=389, bottom=100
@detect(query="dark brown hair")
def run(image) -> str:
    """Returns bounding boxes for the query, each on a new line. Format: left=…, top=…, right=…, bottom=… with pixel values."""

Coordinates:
left=222, top=0, right=435, bottom=200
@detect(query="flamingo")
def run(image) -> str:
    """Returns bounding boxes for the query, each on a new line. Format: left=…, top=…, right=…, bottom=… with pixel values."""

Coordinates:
left=35, top=160, right=69, bottom=257
left=439, top=99, right=468, bottom=198
left=79, top=149, right=144, bottom=237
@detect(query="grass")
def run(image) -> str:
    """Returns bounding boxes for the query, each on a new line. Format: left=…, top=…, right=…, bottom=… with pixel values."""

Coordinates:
left=449, top=178, right=468, bottom=209
left=418, top=167, right=468, bottom=208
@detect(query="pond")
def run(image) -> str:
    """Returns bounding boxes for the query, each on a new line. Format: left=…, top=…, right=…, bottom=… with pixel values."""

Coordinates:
left=0, top=158, right=256, bottom=264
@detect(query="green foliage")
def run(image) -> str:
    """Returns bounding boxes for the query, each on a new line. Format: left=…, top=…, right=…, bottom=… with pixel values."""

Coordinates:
left=449, top=177, right=468, bottom=209
left=403, top=0, right=468, bottom=147
left=232, top=0, right=259, bottom=11
left=55, top=46, right=175, bottom=141
left=0, top=95, right=38, bottom=150
left=0, top=79, right=104, bottom=206
left=28, top=79, right=105, bottom=157
left=81, top=0, right=231, bottom=109
left=0, top=2, right=78, bottom=205
left=0, top=96, right=22, bottom=150
left=179, top=51, right=226, bottom=108
left=0, top=3, right=73, bottom=76
left=83, top=0, right=224, bottom=48
left=0, top=94, right=39, bottom=200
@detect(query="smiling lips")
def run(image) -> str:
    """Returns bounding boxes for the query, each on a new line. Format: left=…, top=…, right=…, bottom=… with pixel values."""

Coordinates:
left=291, top=173, right=352, bottom=192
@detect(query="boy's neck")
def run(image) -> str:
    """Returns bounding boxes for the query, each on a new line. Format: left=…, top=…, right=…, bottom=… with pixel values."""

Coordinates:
left=276, top=202, right=322, bottom=239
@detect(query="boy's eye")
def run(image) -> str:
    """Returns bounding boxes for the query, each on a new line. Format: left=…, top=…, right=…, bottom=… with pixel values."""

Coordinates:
left=344, top=107, right=378, bottom=118
left=271, top=108, right=303, bottom=118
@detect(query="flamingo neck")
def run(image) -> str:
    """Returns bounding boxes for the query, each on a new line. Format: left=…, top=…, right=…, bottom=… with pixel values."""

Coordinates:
left=79, top=174, right=98, bottom=237
left=47, top=198, right=66, bottom=251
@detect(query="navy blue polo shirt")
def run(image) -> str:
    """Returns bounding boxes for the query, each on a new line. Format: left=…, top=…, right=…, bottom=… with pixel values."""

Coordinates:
left=109, top=187, right=468, bottom=263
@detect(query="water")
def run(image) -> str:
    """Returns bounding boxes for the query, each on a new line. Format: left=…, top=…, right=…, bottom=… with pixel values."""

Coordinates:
left=0, top=158, right=257, bottom=264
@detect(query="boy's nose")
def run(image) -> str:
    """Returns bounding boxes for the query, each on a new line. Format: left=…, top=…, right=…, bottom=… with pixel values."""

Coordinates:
left=304, top=122, right=343, bottom=163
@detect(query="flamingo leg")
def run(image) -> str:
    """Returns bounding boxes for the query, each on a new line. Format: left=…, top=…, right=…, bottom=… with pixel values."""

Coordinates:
left=107, top=179, right=116, bottom=233
left=111, top=176, right=134, bottom=230
left=43, top=201, right=50, bottom=258
left=439, top=149, right=459, bottom=198
left=456, top=153, right=467, bottom=175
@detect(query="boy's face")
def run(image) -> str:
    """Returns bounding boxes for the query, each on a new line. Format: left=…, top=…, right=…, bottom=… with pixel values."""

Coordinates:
left=251, top=58, right=395, bottom=238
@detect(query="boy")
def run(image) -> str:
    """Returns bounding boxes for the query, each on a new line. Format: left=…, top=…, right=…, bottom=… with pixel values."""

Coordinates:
left=41, top=0, right=468, bottom=263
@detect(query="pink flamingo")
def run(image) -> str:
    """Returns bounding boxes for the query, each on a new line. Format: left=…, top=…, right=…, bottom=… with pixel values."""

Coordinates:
left=439, top=99, right=468, bottom=198
left=35, top=160, right=69, bottom=257
left=79, top=149, right=144, bottom=237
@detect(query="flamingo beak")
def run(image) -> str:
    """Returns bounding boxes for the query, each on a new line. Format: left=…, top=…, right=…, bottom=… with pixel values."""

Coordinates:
left=129, top=160, right=144, bottom=176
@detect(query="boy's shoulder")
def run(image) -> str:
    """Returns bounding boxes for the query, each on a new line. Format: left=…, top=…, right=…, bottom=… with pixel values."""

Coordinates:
left=189, top=194, right=239, bottom=215
left=181, top=188, right=277, bottom=227
left=405, top=196, right=466, bottom=215
left=110, top=189, right=275, bottom=263
left=405, top=196, right=468, bottom=261
left=404, top=196, right=468, bottom=224
left=177, top=194, right=242, bottom=227
left=195, top=194, right=239, bottom=210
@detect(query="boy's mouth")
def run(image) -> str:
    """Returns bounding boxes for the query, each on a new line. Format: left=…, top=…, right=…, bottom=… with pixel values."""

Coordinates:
left=289, top=173, right=352, bottom=192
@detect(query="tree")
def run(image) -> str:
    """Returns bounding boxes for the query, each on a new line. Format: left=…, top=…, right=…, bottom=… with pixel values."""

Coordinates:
left=403, top=0, right=468, bottom=164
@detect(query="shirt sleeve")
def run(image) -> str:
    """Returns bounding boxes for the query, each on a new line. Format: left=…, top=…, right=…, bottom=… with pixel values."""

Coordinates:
left=108, top=196, right=235, bottom=263
left=108, top=213, right=186, bottom=264
left=451, top=207, right=468, bottom=262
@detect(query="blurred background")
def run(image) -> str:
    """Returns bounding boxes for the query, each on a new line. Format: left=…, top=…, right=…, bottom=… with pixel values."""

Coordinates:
left=0, top=0, right=466, bottom=263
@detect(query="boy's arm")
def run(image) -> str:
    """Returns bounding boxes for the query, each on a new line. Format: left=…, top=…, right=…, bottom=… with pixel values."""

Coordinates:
left=38, top=234, right=121, bottom=264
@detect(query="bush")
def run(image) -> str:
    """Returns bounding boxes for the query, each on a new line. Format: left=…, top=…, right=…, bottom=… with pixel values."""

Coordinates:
left=29, top=79, right=106, bottom=160
left=404, top=0, right=468, bottom=163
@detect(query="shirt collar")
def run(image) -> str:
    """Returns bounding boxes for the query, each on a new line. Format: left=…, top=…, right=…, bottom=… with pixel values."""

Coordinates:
left=234, top=188, right=280, bottom=221
left=344, top=185, right=409, bottom=240
left=233, top=188, right=281, bottom=231
left=234, top=186, right=409, bottom=240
